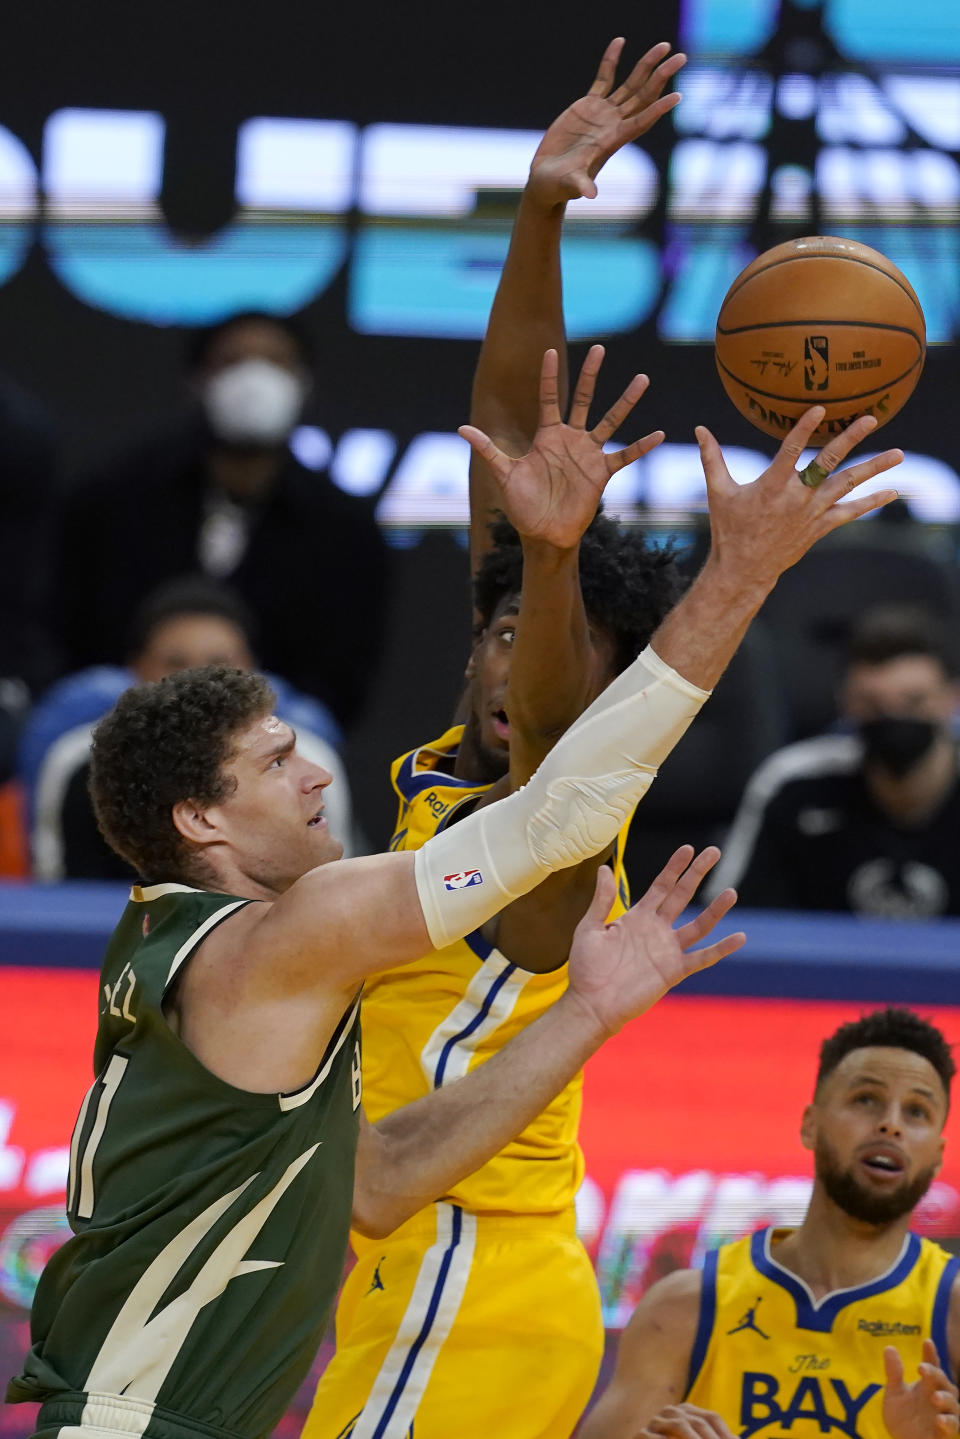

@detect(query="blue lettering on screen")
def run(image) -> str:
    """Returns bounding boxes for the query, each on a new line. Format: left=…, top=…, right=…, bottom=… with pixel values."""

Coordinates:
left=349, top=226, right=660, bottom=340
left=43, top=222, right=349, bottom=325
left=680, top=0, right=960, bottom=63
left=680, top=0, right=778, bottom=58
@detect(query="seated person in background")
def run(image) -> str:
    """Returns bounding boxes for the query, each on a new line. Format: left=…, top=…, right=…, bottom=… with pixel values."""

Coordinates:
left=581, top=1007, right=960, bottom=1439
left=707, top=606, right=960, bottom=918
left=19, top=575, right=351, bottom=880
left=55, top=311, right=389, bottom=729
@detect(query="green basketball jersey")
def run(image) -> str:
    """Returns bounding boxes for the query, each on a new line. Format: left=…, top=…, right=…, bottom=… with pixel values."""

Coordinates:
left=7, top=882, right=362, bottom=1439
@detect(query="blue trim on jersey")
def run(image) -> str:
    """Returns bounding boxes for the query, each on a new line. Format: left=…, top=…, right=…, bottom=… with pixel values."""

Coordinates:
left=932, top=1253, right=959, bottom=1372
left=393, top=748, right=479, bottom=803
left=751, top=1228, right=922, bottom=1333
left=687, top=1247, right=718, bottom=1394
left=369, top=1205, right=464, bottom=1439
left=433, top=960, right=517, bottom=1088
left=463, top=929, right=494, bottom=962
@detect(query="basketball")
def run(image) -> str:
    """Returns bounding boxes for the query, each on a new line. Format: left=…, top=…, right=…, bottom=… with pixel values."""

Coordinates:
left=714, top=236, right=925, bottom=446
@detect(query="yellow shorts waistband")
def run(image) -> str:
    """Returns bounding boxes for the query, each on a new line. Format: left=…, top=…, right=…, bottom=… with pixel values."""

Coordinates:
left=351, top=1200, right=579, bottom=1251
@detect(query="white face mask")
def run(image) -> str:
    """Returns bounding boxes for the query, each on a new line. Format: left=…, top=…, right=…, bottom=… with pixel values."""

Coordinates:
left=201, top=358, right=306, bottom=446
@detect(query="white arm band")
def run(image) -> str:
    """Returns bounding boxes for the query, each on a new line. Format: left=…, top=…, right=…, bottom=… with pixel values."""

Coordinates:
left=414, top=645, right=711, bottom=948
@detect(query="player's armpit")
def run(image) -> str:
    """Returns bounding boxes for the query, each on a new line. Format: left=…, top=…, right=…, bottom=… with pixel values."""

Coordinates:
left=579, top=1268, right=703, bottom=1439
left=481, top=852, right=615, bottom=974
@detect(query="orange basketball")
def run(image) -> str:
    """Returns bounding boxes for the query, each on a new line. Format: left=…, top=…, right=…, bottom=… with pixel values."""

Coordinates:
left=714, top=236, right=925, bottom=446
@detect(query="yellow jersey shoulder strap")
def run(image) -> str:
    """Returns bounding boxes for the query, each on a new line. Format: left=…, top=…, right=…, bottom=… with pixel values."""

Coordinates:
left=390, top=725, right=490, bottom=852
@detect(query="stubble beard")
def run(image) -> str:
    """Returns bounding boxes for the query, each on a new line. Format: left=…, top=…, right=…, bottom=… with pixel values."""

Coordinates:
left=815, top=1133, right=937, bottom=1225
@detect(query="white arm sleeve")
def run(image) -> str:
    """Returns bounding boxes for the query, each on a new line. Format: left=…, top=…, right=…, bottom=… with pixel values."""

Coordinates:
left=414, top=645, right=710, bottom=949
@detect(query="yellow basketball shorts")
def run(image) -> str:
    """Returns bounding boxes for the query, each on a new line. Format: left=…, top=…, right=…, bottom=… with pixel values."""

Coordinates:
left=304, top=1202, right=604, bottom=1439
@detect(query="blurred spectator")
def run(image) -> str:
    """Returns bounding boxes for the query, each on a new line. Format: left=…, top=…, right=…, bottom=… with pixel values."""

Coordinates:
left=0, top=375, right=61, bottom=782
left=20, top=576, right=354, bottom=881
left=55, top=311, right=390, bottom=729
left=708, top=606, right=960, bottom=917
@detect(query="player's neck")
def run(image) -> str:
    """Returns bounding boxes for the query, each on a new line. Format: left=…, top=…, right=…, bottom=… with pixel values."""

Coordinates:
left=192, top=852, right=288, bottom=903
left=772, top=1189, right=914, bottom=1300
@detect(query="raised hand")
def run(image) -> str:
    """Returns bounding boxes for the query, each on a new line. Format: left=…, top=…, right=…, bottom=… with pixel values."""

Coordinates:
left=459, top=346, right=662, bottom=550
left=528, top=38, right=686, bottom=210
left=695, top=406, right=903, bottom=592
left=565, top=847, right=745, bottom=1040
left=883, top=1341, right=960, bottom=1439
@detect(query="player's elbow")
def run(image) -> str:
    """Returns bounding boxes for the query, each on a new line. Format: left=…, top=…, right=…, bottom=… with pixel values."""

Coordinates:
left=351, top=1150, right=416, bottom=1240
left=350, top=1195, right=396, bottom=1241
left=351, top=1174, right=407, bottom=1239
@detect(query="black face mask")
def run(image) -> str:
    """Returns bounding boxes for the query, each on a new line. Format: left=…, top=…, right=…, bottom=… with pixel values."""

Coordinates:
left=860, top=716, right=939, bottom=777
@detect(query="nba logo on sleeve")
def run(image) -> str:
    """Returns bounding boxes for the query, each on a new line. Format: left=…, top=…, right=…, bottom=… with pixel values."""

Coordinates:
left=444, top=869, right=483, bottom=890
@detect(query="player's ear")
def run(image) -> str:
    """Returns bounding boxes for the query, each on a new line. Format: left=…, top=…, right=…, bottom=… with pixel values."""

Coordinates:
left=934, top=1128, right=946, bottom=1177
left=172, top=799, right=218, bottom=846
left=800, top=1102, right=817, bottom=1152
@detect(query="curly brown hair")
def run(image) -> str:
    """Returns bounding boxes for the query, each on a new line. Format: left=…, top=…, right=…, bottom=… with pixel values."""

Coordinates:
left=90, top=666, right=275, bottom=883
left=474, top=511, right=682, bottom=675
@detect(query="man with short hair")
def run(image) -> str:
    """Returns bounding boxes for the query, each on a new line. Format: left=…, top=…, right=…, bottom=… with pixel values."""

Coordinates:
left=709, top=605, right=960, bottom=917
left=19, top=574, right=350, bottom=880
left=581, top=1007, right=960, bottom=1439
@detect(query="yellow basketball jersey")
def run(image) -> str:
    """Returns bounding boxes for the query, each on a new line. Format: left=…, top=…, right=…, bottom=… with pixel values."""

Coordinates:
left=686, top=1226, right=959, bottom=1439
left=357, top=725, right=632, bottom=1230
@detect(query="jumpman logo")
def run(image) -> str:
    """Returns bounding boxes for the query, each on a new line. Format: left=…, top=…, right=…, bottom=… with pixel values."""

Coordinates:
left=728, top=1297, right=770, bottom=1339
left=366, top=1256, right=387, bottom=1295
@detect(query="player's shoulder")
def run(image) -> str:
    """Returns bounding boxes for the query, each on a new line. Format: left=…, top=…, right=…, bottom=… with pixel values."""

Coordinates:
left=625, top=1266, right=703, bottom=1333
left=391, top=727, right=487, bottom=807
left=612, top=1266, right=704, bottom=1386
left=119, top=883, right=255, bottom=969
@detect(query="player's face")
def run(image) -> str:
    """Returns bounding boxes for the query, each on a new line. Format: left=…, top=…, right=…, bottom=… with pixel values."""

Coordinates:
left=464, top=593, right=619, bottom=782
left=212, top=715, right=342, bottom=891
left=803, top=1046, right=947, bottom=1225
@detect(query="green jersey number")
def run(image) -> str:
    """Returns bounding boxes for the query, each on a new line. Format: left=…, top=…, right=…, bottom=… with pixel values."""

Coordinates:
left=66, top=1053, right=130, bottom=1221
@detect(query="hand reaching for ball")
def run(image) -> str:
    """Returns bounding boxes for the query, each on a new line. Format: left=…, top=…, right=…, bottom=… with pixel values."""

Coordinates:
left=695, top=404, right=902, bottom=593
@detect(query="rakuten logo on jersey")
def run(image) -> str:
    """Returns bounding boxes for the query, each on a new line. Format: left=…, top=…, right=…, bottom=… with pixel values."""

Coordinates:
left=443, top=870, right=483, bottom=890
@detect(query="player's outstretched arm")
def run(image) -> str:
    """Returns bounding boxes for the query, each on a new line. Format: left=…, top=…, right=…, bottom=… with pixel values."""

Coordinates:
left=468, top=36, right=685, bottom=573
left=351, top=848, right=743, bottom=1237
left=578, top=1267, right=709, bottom=1439
left=883, top=1341, right=960, bottom=1439
left=466, top=344, right=664, bottom=791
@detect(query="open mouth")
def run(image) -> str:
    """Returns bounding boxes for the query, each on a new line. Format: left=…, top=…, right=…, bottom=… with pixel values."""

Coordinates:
left=491, top=709, right=510, bottom=740
left=859, top=1148, right=905, bottom=1178
left=307, top=809, right=326, bottom=829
